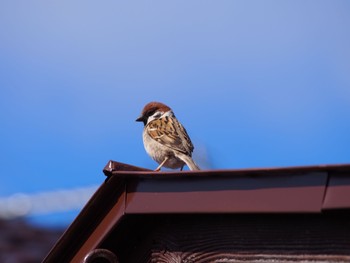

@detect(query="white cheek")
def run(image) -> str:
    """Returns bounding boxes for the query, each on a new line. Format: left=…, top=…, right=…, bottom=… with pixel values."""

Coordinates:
left=146, top=111, right=162, bottom=124
left=146, top=115, right=156, bottom=124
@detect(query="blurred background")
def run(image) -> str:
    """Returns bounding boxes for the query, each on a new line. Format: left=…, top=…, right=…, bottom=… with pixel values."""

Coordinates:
left=0, top=1, right=349, bottom=259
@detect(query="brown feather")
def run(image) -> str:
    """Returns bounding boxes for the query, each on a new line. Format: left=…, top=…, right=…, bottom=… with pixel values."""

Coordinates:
left=147, top=116, right=194, bottom=156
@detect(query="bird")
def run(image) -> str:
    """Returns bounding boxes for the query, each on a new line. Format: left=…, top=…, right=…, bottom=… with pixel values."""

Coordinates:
left=136, top=101, right=200, bottom=171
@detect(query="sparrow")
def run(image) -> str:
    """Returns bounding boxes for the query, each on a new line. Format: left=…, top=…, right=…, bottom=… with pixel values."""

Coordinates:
left=136, top=102, right=200, bottom=171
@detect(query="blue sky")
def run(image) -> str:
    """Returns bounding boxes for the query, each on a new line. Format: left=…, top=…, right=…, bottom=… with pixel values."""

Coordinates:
left=1, top=1, right=350, bottom=226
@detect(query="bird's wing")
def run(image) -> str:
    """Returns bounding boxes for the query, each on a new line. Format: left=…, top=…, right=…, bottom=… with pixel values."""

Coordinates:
left=146, top=116, right=194, bottom=155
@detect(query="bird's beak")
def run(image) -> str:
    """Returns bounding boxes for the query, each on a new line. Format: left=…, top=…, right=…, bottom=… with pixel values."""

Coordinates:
left=136, top=115, right=145, bottom=122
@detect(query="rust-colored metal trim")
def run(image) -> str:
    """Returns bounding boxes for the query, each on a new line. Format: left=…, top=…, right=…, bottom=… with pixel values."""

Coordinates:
left=43, top=161, right=350, bottom=263
left=323, top=171, right=350, bottom=210
left=103, top=162, right=350, bottom=178
left=125, top=172, right=328, bottom=214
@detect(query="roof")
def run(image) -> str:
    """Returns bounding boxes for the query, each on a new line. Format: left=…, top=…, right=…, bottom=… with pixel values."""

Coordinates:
left=43, top=161, right=350, bottom=262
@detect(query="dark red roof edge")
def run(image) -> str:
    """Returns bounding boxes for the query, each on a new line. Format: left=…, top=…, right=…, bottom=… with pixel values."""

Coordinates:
left=103, top=161, right=350, bottom=177
left=43, top=161, right=350, bottom=263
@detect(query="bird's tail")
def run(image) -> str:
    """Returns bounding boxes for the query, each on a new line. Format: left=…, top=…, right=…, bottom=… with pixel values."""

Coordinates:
left=176, top=153, right=201, bottom=171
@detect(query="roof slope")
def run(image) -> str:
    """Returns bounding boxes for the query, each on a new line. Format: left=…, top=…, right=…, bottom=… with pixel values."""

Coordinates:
left=43, top=161, right=350, bottom=262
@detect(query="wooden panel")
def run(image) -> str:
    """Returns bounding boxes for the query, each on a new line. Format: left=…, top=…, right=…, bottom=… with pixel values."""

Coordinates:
left=101, top=214, right=350, bottom=263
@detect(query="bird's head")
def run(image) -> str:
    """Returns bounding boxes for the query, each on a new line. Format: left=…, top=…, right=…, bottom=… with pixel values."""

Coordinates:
left=136, top=101, right=172, bottom=126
